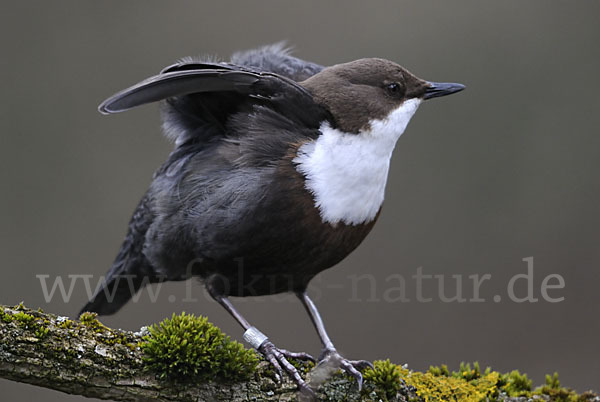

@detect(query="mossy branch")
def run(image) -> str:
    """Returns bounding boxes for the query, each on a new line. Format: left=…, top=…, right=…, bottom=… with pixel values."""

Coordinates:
left=0, top=304, right=598, bottom=402
left=0, top=304, right=365, bottom=401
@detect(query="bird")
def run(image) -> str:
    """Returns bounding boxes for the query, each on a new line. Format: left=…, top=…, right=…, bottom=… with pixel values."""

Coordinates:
left=80, top=43, right=464, bottom=395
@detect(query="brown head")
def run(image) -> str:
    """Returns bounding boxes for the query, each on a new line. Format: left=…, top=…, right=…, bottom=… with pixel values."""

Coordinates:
left=301, top=58, right=464, bottom=133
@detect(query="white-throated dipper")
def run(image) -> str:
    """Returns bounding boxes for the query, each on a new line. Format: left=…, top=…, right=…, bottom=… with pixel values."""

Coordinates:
left=81, top=43, right=465, bottom=394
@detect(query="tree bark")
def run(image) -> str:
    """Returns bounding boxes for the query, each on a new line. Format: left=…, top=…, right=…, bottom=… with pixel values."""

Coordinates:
left=1, top=304, right=597, bottom=402
left=0, top=304, right=370, bottom=401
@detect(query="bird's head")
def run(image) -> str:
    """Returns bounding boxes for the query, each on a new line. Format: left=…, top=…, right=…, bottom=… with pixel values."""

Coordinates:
left=301, top=58, right=464, bottom=135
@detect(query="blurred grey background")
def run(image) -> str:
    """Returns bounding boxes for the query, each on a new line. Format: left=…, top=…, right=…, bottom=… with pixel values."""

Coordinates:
left=1, top=1, right=599, bottom=400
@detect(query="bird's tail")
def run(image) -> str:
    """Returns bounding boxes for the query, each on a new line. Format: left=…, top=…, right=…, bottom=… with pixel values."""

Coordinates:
left=79, top=195, right=157, bottom=317
left=78, top=264, right=157, bottom=316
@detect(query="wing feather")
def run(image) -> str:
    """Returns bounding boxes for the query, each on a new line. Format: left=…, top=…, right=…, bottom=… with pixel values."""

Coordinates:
left=98, top=66, right=312, bottom=115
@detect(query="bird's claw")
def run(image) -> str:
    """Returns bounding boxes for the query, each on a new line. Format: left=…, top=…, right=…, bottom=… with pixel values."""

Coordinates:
left=256, top=341, right=370, bottom=397
left=278, top=348, right=316, bottom=363
left=258, top=340, right=316, bottom=398
left=318, top=348, right=373, bottom=390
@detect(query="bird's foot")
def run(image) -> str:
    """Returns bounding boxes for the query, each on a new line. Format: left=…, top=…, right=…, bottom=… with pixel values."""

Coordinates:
left=258, top=340, right=316, bottom=396
left=317, top=348, right=373, bottom=390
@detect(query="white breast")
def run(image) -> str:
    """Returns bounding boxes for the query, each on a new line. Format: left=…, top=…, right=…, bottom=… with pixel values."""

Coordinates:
left=294, top=99, right=421, bottom=226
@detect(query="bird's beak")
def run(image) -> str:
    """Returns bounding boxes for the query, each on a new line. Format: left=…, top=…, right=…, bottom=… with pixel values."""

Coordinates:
left=423, top=82, right=465, bottom=100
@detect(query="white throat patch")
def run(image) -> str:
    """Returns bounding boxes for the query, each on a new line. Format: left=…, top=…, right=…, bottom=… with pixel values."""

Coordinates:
left=294, top=98, right=421, bottom=226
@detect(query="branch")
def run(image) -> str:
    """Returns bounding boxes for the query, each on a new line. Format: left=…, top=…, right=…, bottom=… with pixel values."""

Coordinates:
left=1, top=304, right=597, bottom=402
left=0, top=304, right=366, bottom=401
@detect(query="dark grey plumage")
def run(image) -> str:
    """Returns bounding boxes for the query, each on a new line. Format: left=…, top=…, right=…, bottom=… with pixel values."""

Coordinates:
left=230, top=42, right=324, bottom=81
left=82, top=43, right=466, bottom=315
left=82, top=44, right=333, bottom=315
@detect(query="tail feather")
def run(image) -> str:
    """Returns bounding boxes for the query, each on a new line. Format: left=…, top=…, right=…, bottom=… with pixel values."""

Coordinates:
left=79, top=269, right=155, bottom=316
left=80, top=193, right=156, bottom=317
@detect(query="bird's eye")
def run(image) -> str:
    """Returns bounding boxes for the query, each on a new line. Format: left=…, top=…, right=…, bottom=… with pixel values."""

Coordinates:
left=385, top=82, right=402, bottom=96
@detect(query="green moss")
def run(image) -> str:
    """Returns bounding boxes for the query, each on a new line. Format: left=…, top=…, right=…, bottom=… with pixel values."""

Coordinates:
left=77, top=313, right=138, bottom=350
left=35, top=326, right=50, bottom=338
left=363, top=359, right=403, bottom=400
left=1, top=307, right=49, bottom=339
left=364, top=361, right=596, bottom=402
left=11, top=303, right=39, bottom=323
left=0, top=308, right=11, bottom=323
left=545, top=372, right=562, bottom=389
left=287, top=357, right=315, bottom=375
left=429, top=361, right=495, bottom=382
left=533, top=372, right=588, bottom=402
left=140, top=312, right=258, bottom=382
left=458, top=362, right=488, bottom=381
left=12, top=311, right=36, bottom=327
left=428, top=364, right=450, bottom=377
left=79, top=311, right=107, bottom=331
left=59, top=319, right=74, bottom=329
left=364, top=360, right=500, bottom=402
left=500, top=369, right=532, bottom=397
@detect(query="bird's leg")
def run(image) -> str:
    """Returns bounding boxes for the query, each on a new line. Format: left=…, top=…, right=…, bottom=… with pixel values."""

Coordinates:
left=297, top=291, right=373, bottom=390
left=210, top=293, right=315, bottom=394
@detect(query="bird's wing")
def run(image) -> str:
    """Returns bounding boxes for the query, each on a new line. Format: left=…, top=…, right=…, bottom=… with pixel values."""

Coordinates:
left=98, top=65, right=312, bottom=115
left=229, top=42, right=324, bottom=81
left=159, top=43, right=324, bottom=81
left=98, top=59, right=331, bottom=147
